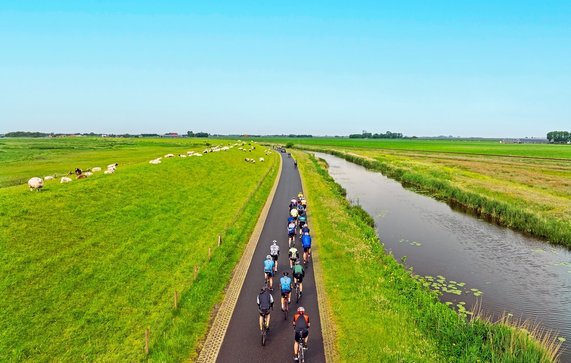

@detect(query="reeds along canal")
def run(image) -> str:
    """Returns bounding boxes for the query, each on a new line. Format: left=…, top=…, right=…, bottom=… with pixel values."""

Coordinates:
left=314, top=152, right=571, bottom=361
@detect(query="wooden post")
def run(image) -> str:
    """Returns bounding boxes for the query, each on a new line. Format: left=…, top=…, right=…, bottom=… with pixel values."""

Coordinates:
left=145, top=327, right=150, bottom=355
left=194, top=265, right=198, bottom=280
left=174, top=289, right=179, bottom=309
left=217, top=235, right=222, bottom=247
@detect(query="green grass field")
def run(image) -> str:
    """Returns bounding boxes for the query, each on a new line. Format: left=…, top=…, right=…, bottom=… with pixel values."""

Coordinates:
left=260, top=137, right=571, bottom=159
left=296, top=150, right=560, bottom=362
left=275, top=138, right=571, bottom=247
left=0, top=137, right=278, bottom=361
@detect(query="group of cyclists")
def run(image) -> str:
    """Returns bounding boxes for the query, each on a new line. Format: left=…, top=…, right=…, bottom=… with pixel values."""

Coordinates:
left=258, top=191, right=313, bottom=361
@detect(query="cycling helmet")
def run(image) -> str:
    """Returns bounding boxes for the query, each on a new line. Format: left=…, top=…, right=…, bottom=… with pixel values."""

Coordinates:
left=272, top=240, right=277, bottom=245
left=266, top=255, right=272, bottom=260
left=297, top=306, right=305, bottom=314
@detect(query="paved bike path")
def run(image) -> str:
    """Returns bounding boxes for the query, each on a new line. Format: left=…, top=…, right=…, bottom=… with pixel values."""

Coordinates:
left=217, top=153, right=325, bottom=363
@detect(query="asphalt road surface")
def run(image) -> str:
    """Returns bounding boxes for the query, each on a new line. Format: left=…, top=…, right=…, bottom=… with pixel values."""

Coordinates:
left=217, top=152, right=325, bottom=363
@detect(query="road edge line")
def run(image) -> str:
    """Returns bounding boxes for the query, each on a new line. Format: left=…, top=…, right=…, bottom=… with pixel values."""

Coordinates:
left=297, top=150, right=339, bottom=363
left=196, top=152, right=283, bottom=363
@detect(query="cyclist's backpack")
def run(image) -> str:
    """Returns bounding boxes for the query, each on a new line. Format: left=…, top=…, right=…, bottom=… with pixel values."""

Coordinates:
left=302, top=234, right=312, bottom=248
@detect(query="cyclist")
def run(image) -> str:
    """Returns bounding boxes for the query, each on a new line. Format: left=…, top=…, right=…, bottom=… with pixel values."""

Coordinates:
left=280, top=272, right=292, bottom=311
left=287, top=215, right=295, bottom=224
left=300, top=198, right=307, bottom=209
left=301, top=223, right=310, bottom=235
left=289, top=198, right=298, bottom=210
left=297, top=192, right=304, bottom=202
left=257, top=286, right=274, bottom=332
left=287, top=221, right=297, bottom=246
left=301, top=233, right=312, bottom=264
left=263, top=255, right=275, bottom=290
left=293, top=159, right=297, bottom=168
left=297, top=215, right=307, bottom=233
left=290, top=207, right=299, bottom=220
left=293, top=306, right=310, bottom=361
left=270, top=240, right=280, bottom=272
left=288, top=245, right=299, bottom=269
left=292, top=261, right=305, bottom=297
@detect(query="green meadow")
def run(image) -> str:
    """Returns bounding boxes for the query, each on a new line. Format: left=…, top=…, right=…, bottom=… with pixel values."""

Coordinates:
left=277, top=138, right=571, bottom=247
left=0, top=137, right=278, bottom=361
left=295, top=150, right=560, bottom=362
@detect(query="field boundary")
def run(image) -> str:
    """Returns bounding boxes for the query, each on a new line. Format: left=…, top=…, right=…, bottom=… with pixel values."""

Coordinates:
left=195, top=153, right=283, bottom=363
left=296, top=151, right=339, bottom=363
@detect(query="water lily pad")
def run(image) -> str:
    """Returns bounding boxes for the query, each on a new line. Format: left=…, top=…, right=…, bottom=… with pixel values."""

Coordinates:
left=558, top=337, right=566, bottom=343
left=457, top=282, right=466, bottom=287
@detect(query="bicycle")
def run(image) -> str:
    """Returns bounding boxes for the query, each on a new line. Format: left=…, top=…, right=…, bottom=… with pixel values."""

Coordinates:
left=296, top=335, right=306, bottom=362
left=283, top=294, right=289, bottom=320
left=261, top=313, right=269, bottom=346
left=294, top=281, right=301, bottom=304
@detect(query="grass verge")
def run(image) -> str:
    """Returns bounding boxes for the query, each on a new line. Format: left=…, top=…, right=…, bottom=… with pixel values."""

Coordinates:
left=0, top=140, right=278, bottom=361
left=294, top=150, right=560, bottom=362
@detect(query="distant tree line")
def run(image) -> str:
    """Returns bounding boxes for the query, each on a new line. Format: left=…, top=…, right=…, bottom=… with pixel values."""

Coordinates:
left=547, top=131, right=571, bottom=144
left=287, top=134, right=313, bottom=138
left=5, top=131, right=51, bottom=137
left=187, top=131, right=210, bottom=138
left=349, top=131, right=404, bottom=139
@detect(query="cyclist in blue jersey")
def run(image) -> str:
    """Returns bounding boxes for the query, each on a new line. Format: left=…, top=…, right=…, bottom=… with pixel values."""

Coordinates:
left=263, top=255, right=275, bottom=290
left=287, top=221, right=297, bottom=247
left=280, top=272, right=293, bottom=311
left=301, top=234, right=312, bottom=264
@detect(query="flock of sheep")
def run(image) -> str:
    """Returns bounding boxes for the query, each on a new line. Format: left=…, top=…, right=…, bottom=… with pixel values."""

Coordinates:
left=27, top=142, right=274, bottom=191
left=27, top=163, right=119, bottom=191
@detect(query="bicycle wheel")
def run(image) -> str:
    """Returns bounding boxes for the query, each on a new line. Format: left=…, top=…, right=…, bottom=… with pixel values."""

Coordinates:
left=296, top=285, right=301, bottom=303
left=261, top=317, right=267, bottom=346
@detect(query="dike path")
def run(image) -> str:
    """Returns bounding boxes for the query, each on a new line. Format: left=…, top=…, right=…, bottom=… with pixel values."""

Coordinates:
left=198, top=152, right=325, bottom=363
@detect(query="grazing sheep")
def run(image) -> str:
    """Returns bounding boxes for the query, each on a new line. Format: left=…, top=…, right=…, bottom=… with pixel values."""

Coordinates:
left=84, top=172, right=93, bottom=177
left=103, top=169, right=114, bottom=174
left=60, top=177, right=72, bottom=183
left=75, top=168, right=88, bottom=179
left=28, top=177, right=44, bottom=191
left=92, top=167, right=102, bottom=172
left=107, top=163, right=118, bottom=169
left=149, top=158, right=161, bottom=164
left=44, top=175, right=55, bottom=180
left=259, top=157, right=265, bottom=162
left=194, top=153, right=203, bottom=157
left=165, top=154, right=175, bottom=158
left=179, top=154, right=187, bottom=158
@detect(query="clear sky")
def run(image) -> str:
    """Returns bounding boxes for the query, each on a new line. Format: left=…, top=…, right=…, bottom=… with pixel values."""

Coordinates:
left=1, top=1, right=569, bottom=137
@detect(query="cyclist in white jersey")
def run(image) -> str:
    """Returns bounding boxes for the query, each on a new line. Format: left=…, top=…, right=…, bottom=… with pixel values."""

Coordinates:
left=269, top=240, right=280, bottom=272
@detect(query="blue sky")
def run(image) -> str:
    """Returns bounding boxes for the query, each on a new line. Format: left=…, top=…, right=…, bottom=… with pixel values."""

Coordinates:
left=1, top=1, right=569, bottom=137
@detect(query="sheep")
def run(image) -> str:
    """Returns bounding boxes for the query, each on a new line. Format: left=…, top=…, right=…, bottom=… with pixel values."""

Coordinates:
left=149, top=158, right=161, bottom=164
left=92, top=167, right=102, bottom=172
left=179, top=154, right=187, bottom=158
left=107, top=163, right=119, bottom=169
left=165, top=154, right=175, bottom=158
left=259, top=157, right=265, bottom=162
left=84, top=171, right=93, bottom=177
left=60, top=177, right=72, bottom=183
left=194, top=153, right=203, bottom=157
left=75, top=168, right=88, bottom=179
left=44, top=175, right=55, bottom=180
left=28, top=177, right=44, bottom=191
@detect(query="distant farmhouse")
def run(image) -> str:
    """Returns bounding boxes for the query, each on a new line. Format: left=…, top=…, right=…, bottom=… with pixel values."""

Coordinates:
left=500, top=138, right=547, bottom=144
left=162, top=132, right=181, bottom=138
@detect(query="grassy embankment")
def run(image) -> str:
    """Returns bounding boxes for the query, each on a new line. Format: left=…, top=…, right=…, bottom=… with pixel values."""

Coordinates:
left=284, top=139, right=571, bottom=248
left=0, top=138, right=278, bottom=361
left=295, top=150, right=561, bottom=362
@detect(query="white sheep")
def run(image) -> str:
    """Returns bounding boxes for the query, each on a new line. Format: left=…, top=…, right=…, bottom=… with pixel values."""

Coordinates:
left=194, top=153, right=203, bottom=157
left=92, top=167, right=102, bottom=172
left=28, top=177, right=44, bottom=191
left=107, top=163, right=118, bottom=169
left=103, top=168, right=115, bottom=174
left=149, top=159, right=161, bottom=164
left=259, top=157, right=265, bottom=162
left=165, top=154, right=175, bottom=158
left=84, top=172, right=93, bottom=177
left=179, top=154, right=187, bottom=158
left=60, top=177, right=72, bottom=183
left=44, top=175, right=55, bottom=180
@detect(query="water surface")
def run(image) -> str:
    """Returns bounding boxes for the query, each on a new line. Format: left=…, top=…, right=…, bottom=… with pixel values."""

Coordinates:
left=315, top=152, right=571, bottom=361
